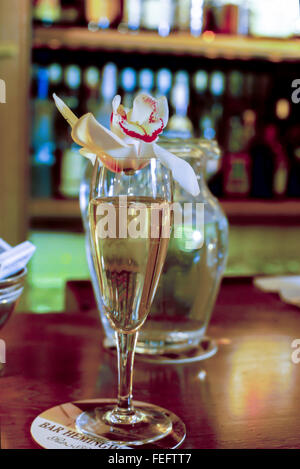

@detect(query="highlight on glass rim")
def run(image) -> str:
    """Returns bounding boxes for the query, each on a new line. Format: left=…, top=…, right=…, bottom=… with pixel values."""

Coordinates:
left=0, top=0, right=300, bottom=452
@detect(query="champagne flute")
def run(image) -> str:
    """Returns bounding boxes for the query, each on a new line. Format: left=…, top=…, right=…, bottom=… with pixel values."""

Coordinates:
left=76, top=157, right=186, bottom=447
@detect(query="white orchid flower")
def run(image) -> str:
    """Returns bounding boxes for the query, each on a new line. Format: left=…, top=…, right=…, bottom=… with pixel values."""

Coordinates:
left=110, top=94, right=168, bottom=144
left=53, top=93, right=200, bottom=196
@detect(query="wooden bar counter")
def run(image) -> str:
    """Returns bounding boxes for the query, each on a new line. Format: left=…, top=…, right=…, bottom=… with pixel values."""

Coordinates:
left=0, top=278, right=300, bottom=449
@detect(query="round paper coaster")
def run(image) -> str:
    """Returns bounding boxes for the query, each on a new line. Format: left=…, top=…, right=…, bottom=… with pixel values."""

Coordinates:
left=103, top=336, right=218, bottom=364
left=30, top=399, right=186, bottom=449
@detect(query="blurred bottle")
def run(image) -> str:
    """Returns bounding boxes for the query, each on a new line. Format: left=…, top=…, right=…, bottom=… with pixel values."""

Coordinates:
left=271, top=133, right=289, bottom=199
left=286, top=123, right=300, bottom=198
left=122, top=0, right=142, bottom=31
left=85, top=0, right=123, bottom=30
left=202, top=0, right=250, bottom=35
left=226, top=69, right=244, bottom=115
left=243, top=72, right=255, bottom=109
left=223, top=69, right=245, bottom=150
left=271, top=98, right=290, bottom=198
left=204, top=69, right=225, bottom=197
left=175, top=0, right=191, bottom=31
left=31, top=66, right=55, bottom=198
left=48, top=63, right=64, bottom=134
left=219, top=2, right=238, bottom=34
left=62, top=64, right=82, bottom=109
left=120, top=67, right=137, bottom=107
left=167, top=70, right=193, bottom=137
left=53, top=63, right=81, bottom=149
left=136, top=68, right=154, bottom=96
left=248, top=73, right=271, bottom=144
left=48, top=63, right=64, bottom=194
left=249, top=0, right=298, bottom=38
left=33, top=0, right=61, bottom=26
left=218, top=0, right=249, bottom=35
left=192, top=69, right=208, bottom=129
left=96, top=63, right=118, bottom=127
left=223, top=111, right=256, bottom=198
left=237, top=0, right=250, bottom=36
left=294, top=13, right=300, bottom=37
left=83, top=66, right=101, bottom=115
left=274, top=97, right=291, bottom=131
left=60, top=0, right=85, bottom=25
left=249, top=88, right=290, bottom=199
left=203, top=0, right=219, bottom=33
left=48, top=62, right=63, bottom=96
left=195, top=70, right=225, bottom=142
left=190, top=0, right=205, bottom=35
left=30, top=63, right=39, bottom=100
left=249, top=123, right=276, bottom=199
left=141, top=0, right=176, bottom=36
left=199, top=112, right=216, bottom=141
left=209, top=70, right=225, bottom=138
left=59, top=143, right=87, bottom=198
left=155, top=68, right=172, bottom=99
left=200, top=72, right=225, bottom=196
left=58, top=64, right=83, bottom=198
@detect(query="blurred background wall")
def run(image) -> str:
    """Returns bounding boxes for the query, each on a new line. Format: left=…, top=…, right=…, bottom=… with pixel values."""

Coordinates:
left=0, top=0, right=31, bottom=245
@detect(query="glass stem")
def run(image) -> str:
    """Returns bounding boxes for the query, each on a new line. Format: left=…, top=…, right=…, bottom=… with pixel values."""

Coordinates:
left=112, top=331, right=140, bottom=423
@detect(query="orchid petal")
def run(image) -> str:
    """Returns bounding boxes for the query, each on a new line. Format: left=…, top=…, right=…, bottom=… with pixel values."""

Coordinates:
left=119, top=117, right=164, bottom=143
left=53, top=93, right=78, bottom=127
left=72, top=113, right=128, bottom=151
left=157, top=96, right=169, bottom=128
left=79, top=148, right=97, bottom=165
left=153, top=143, right=200, bottom=197
left=131, top=94, right=157, bottom=125
left=112, top=94, right=121, bottom=113
left=138, top=141, right=157, bottom=158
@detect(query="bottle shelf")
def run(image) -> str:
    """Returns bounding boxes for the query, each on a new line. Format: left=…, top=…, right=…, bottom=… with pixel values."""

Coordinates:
left=29, top=198, right=300, bottom=222
left=30, top=198, right=81, bottom=219
left=221, top=200, right=300, bottom=219
left=33, top=27, right=300, bottom=62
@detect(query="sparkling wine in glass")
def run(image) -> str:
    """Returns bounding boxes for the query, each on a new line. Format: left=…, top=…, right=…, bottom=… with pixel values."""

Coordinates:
left=76, top=158, right=186, bottom=447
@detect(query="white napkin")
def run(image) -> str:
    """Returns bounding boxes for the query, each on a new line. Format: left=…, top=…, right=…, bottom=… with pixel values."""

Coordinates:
left=0, top=239, right=36, bottom=280
left=254, top=275, right=300, bottom=307
left=53, top=93, right=200, bottom=197
left=0, top=239, right=11, bottom=254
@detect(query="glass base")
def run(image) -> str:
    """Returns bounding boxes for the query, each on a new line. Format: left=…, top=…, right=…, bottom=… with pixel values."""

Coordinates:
left=136, top=320, right=207, bottom=355
left=76, top=400, right=186, bottom=448
left=104, top=336, right=218, bottom=364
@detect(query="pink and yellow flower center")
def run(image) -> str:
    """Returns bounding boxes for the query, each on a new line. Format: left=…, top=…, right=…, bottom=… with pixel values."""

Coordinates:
left=111, top=94, right=168, bottom=144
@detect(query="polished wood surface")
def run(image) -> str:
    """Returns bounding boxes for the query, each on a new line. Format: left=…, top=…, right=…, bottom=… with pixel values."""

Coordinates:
left=1, top=278, right=300, bottom=449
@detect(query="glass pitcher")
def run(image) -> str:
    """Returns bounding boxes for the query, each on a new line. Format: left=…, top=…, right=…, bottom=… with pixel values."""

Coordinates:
left=80, top=139, right=228, bottom=354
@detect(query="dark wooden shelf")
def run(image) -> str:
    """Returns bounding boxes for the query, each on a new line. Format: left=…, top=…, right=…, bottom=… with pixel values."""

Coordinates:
left=220, top=199, right=300, bottom=218
left=29, top=198, right=81, bottom=219
left=29, top=198, right=300, bottom=222
left=33, top=27, right=300, bottom=62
